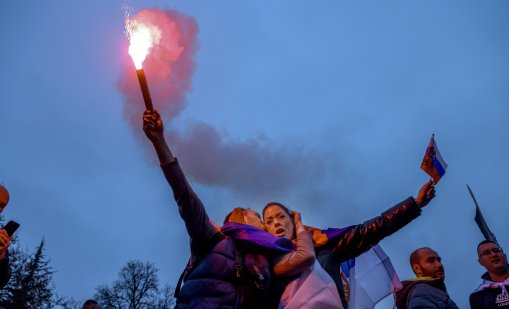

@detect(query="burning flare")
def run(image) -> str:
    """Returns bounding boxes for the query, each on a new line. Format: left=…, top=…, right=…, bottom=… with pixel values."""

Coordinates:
left=119, top=6, right=196, bottom=128
left=126, top=19, right=162, bottom=69
left=124, top=12, right=163, bottom=111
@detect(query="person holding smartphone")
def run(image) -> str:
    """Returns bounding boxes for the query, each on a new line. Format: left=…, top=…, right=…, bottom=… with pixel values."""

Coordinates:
left=0, top=185, right=12, bottom=288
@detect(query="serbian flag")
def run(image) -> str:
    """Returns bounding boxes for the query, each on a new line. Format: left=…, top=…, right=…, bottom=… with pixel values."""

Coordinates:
left=421, top=134, right=447, bottom=183
left=340, top=245, right=402, bottom=309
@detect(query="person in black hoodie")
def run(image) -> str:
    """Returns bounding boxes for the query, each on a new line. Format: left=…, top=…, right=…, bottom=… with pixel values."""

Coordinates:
left=395, top=247, right=458, bottom=309
left=469, top=240, right=509, bottom=309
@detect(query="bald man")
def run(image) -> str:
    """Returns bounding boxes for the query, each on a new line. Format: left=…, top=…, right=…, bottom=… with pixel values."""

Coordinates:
left=0, top=185, right=11, bottom=288
left=395, top=247, right=458, bottom=309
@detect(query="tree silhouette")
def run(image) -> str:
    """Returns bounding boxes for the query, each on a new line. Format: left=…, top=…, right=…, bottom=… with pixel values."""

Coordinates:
left=0, top=239, right=68, bottom=308
left=94, top=260, right=175, bottom=309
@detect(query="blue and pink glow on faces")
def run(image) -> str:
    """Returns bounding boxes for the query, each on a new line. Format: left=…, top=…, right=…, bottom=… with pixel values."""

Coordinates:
left=263, top=204, right=295, bottom=240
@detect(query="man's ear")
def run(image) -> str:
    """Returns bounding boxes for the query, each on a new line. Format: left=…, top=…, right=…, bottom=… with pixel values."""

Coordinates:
left=412, top=264, right=421, bottom=276
left=477, top=254, right=490, bottom=268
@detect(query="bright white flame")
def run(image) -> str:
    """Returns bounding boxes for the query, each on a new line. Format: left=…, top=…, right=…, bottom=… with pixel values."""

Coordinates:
left=127, top=20, right=161, bottom=69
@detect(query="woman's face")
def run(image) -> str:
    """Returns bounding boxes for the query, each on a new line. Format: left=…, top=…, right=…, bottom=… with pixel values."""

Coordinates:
left=263, top=205, right=295, bottom=239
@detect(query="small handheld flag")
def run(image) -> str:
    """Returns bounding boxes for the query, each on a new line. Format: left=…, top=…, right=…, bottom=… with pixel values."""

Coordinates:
left=421, top=134, right=447, bottom=183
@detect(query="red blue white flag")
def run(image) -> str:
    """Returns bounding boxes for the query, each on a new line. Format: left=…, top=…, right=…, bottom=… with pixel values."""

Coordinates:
left=421, top=134, right=447, bottom=183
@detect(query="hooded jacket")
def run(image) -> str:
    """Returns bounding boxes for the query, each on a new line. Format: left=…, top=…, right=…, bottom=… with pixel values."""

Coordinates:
left=395, top=277, right=458, bottom=309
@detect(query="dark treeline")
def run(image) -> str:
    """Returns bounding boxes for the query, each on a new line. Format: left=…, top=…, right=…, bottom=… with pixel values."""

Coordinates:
left=0, top=219, right=175, bottom=309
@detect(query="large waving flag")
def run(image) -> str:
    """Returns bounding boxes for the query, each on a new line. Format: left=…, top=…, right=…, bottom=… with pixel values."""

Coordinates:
left=467, top=184, right=498, bottom=243
left=341, top=245, right=402, bottom=309
left=421, top=134, right=447, bottom=183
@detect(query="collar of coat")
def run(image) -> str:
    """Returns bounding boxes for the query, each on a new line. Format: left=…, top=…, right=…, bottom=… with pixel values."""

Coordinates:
left=395, top=277, right=447, bottom=308
left=475, top=274, right=509, bottom=294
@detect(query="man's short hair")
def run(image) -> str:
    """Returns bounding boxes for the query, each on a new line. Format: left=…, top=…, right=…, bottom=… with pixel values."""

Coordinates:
left=477, top=240, right=498, bottom=252
left=409, top=247, right=433, bottom=266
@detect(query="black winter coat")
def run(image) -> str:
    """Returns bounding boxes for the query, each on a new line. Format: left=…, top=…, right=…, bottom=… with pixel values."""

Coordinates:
left=316, top=197, right=422, bottom=308
left=469, top=273, right=509, bottom=309
left=0, top=253, right=10, bottom=288
left=163, top=160, right=273, bottom=309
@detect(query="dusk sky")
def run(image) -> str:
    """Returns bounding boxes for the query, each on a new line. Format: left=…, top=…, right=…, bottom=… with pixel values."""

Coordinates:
left=1, top=1, right=508, bottom=308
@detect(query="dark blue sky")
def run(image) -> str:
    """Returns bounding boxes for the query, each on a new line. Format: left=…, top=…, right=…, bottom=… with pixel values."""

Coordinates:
left=1, top=1, right=508, bottom=307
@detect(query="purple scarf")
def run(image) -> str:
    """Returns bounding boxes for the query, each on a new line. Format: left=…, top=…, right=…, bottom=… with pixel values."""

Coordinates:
left=221, top=222, right=295, bottom=253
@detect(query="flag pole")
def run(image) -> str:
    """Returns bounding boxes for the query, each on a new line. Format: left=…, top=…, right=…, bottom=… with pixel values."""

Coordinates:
left=466, top=184, right=480, bottom=208
left=429, top=133, right=435, bottom=184
left=467, top=184, right=497, bottom=243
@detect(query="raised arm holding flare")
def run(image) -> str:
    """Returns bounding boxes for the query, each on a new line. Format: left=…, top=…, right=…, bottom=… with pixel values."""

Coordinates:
left=143, top=110, right=321, bottom=308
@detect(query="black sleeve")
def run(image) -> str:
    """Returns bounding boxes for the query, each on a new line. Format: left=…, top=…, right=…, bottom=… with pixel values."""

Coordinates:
left=161, top=159, right=218, bottom=256
left=469, top=292, right=478, bottom=309
left=0, top=252, right=11, bottom=288
left=331, top=197, right=422, bottom=262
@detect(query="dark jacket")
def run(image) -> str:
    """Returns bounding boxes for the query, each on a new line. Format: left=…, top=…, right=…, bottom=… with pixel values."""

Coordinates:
left=0, top=252, right=10, bottom=289
left=162, top=160, right=273, bottom=308
left=395, top=278, right=458, bottom=309
left=469, top=272, right=509, bottom=309
left=315, top=197, right=422, bottom=308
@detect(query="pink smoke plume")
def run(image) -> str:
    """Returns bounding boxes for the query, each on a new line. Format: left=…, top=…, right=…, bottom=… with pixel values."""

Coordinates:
left=118, top=8, right=355, bottom=206
left=119, top=7, right=198, bottom=132
left=166, top=121, right=332, bottom=198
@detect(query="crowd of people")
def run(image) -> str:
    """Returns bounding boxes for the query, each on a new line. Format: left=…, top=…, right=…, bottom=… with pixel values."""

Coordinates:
left=143, top=109, right=507, bottom=308
left=0, top=110, right=507, bottom=308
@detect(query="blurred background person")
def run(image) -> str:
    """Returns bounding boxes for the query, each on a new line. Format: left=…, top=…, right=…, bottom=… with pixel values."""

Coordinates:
left=0, top=185, right=12, bottom=288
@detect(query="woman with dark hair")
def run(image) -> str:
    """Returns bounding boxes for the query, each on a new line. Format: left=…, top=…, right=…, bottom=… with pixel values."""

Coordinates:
left=223, top=207, right=315, bottom=279
left=262, top=181, right=436, bottom=308
left=224, top=207, right=342, bottom=309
